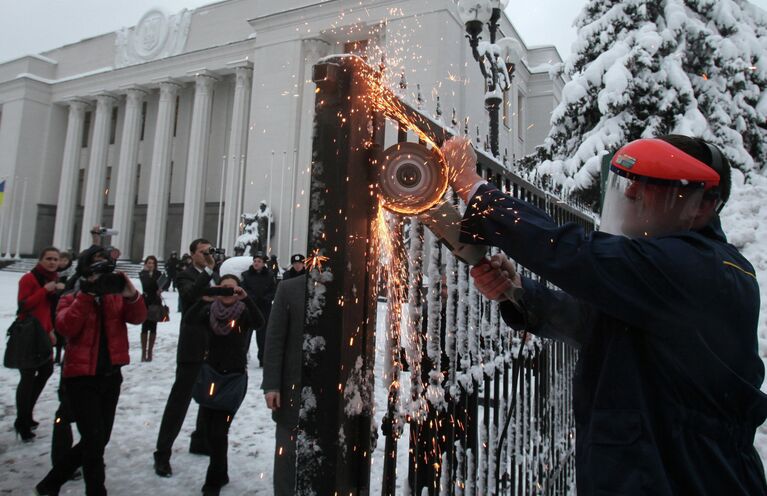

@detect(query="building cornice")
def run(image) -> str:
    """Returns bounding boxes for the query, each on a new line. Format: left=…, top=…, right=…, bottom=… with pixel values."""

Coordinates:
left=51, top=38, right=257, bottom=103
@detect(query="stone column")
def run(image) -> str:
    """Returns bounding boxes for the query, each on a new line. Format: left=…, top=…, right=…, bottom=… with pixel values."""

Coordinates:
left=180, top=71, right=218, bottom=254
left=221, top=62, right=253, bottom=255
left=79, top=93, right=117, bottom=250
left=143, top=80, right=180, bottom=259
left=53, top=100, right=88, bottom=251
left=111, top=88, right=147, bottom=259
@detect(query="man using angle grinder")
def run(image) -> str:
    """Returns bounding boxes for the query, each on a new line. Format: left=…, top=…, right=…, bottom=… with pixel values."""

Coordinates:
left=442, top=135, right=767, bottom=495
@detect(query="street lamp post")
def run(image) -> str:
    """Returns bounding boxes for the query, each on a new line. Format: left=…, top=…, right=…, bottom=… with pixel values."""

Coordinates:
left=457, top=0, right=517, bottom=159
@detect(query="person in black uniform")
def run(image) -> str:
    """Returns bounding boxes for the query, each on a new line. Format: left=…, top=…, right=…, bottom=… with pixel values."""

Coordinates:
left=281, top=254, right=305, bottom=281
left=239, top=252, right=276, bottom=366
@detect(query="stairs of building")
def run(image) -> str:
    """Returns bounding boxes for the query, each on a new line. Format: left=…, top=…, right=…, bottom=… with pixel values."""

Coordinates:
left=0, top=258, right=156, bottom=279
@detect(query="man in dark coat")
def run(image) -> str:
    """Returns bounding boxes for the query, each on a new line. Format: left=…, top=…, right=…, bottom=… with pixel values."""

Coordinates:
left=153, top=238, right=220, bottom=478
left=240, top=252, right=276, bottom=366
left=262, top=273, right=306, bottom=496
left=165, top=251, right=180, bottom=291
left=446, top=135, right=767, bottom=495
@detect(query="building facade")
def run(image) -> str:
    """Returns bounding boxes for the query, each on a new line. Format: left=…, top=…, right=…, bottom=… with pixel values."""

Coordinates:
left=0, top=0, right=565, bottom=262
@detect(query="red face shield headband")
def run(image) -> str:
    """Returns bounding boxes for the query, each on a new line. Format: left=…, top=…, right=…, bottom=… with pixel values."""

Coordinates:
left=611, top=139, right=721, bottom=190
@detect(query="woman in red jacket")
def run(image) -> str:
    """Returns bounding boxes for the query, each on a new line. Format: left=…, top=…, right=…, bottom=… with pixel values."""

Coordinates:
left=35, top=246, right=147, bottom=496
left=15, top=247, right=63, bottom=441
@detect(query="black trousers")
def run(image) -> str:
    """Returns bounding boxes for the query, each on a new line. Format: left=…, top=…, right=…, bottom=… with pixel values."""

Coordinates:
left=39, top=371, right=122, bottom=496
left=255, top=324, right=266, bottom=364
left=201, top=407, right=234, bottom=488
left=51, top=374, right=75, bottom=466
left=155, top=361, right=206, bottom=461
left=273, top=423, right=297, bottom=496
left=16, top=359, right=53, bottom=429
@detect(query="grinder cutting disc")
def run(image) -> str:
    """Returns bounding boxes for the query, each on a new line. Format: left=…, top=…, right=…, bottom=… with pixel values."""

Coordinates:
left=378, top=142, right=449, bottom=215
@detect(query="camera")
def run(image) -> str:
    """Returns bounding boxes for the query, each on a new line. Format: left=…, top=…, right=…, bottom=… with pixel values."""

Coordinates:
left=80, top=272, right=127, bottom=295
left=90, top=227, right=119, bottom=236
left=206, top=247, right=226, bottom=262
left=93, top=273, right=127, bottom=294
left=203, top=287, right=235, bottom=297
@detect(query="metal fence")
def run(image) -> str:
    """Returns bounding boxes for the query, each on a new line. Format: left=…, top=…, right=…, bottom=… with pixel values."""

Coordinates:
left=297, top=55, right=594, bottom=495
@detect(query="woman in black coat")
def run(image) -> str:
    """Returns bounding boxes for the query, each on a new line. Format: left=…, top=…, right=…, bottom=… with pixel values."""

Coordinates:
left=139, top=255, right=163, bottom=362
left=188, top=274, right=263, bottom=496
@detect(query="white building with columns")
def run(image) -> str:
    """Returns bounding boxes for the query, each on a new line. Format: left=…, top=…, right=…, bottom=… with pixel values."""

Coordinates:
left=0, top=0, right=566, bottom=262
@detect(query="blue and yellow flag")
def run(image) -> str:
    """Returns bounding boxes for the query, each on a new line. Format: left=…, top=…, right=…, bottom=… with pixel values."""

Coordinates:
left=0, top=180, right=5, bottom=206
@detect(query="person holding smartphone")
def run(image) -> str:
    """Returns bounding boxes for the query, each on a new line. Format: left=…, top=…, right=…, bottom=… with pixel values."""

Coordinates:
left=187, top=275, right=262, bottom=495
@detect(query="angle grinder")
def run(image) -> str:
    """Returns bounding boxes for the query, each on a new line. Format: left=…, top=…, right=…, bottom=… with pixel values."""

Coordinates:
left=377, top=141, right=524, bottom=305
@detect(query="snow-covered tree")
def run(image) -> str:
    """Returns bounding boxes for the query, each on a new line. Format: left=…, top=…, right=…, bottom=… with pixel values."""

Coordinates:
left=524, top=0, right=767, bottom=208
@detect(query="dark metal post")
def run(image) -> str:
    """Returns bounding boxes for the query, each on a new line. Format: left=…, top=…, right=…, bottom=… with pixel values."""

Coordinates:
left=296, top=58, right=382, bottom=495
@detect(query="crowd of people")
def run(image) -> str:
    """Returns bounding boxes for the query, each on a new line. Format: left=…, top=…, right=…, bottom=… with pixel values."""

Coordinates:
left=9, top=225, right=307, bottom=495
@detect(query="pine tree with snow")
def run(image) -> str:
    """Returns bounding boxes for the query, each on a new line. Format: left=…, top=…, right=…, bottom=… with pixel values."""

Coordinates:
left=523, top=0, right=767, bottom=208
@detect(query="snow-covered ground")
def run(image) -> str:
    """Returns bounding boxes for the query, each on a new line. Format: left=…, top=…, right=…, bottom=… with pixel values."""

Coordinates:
left=0, top=272, right=405, bottom=495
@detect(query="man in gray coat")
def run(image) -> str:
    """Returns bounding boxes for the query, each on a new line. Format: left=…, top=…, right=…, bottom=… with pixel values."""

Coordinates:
left=262, top=273, right=306, bottom=495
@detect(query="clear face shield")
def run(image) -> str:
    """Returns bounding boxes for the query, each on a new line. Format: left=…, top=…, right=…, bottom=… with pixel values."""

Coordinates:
left=600, top=167, right=706, bottom=238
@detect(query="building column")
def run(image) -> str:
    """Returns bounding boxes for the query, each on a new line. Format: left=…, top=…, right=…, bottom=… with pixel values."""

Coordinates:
left=180, top=71, right=218, bottom=254
left=221, top=62, right=253, bottom=255
left=111, top=88, right=147, bottom=259
left=52, top=100, right=88, bottom=252
left=144, top=80, right=180, bottom=259
left=79, top=94, right=117, bottom=250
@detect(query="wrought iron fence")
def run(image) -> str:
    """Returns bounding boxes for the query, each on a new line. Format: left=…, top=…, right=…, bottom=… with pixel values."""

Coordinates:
left=297, top=55, right=593, bottom=496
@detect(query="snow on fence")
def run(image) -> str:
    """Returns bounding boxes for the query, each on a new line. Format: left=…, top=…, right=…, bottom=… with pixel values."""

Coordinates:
left=297, top=55, right=594, bottom=495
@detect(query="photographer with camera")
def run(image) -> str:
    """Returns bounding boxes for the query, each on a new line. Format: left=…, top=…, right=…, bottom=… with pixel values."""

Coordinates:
left=35, top=245, right=146, bottom=496
left=154, top=238, right=221, bottom=478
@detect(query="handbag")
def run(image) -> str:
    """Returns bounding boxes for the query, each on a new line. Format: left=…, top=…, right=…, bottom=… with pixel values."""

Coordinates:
left=192, top=363, right=248, bottom=413
left=160, top=304, right=170, bottom=322
left=146, top=302, right=171, bottom=323
left=4, top=314, right=52, bottom=369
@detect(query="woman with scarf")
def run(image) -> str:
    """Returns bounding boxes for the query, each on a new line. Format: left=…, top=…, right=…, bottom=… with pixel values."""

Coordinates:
left=187, top=274, right=262, bottom=496
left=15, top=246, right=64, bottom=441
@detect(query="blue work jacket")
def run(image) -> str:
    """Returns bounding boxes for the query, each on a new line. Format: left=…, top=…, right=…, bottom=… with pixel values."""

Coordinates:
left=460, top=183, right=767, bottom=495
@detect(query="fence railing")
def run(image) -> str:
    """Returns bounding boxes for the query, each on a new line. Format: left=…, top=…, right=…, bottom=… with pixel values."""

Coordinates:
left=297, top=55, right=593, bottom=495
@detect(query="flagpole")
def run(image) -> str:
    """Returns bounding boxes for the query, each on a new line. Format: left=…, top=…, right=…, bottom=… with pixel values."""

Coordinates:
left=4, top=176, right=18, bottom=259
left=278, top=151, right=287, bottom=260
left=266, top=151, right=274, bottom=255
left=0, top=176, right=6, bottom=254
left=288, top=148, right=297, bottom=257
left=216, top=155, right=226, bottom=249
left=14, top=177, right=28, bottom=259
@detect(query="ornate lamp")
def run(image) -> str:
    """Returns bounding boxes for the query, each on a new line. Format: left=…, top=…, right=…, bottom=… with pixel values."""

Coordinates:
left=457, top=0, right=515, bottom=159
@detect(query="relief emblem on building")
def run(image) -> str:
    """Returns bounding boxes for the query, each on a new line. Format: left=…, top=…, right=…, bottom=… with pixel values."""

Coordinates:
left=115, top=8, right=192, bottom=68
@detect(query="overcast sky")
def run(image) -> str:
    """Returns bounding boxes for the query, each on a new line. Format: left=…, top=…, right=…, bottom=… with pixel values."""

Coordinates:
left=0, top=0, right=765, bottom=65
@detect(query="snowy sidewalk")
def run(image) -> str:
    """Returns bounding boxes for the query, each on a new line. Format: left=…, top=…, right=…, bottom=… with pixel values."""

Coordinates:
left=0, top=271, right=276, bottom=495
